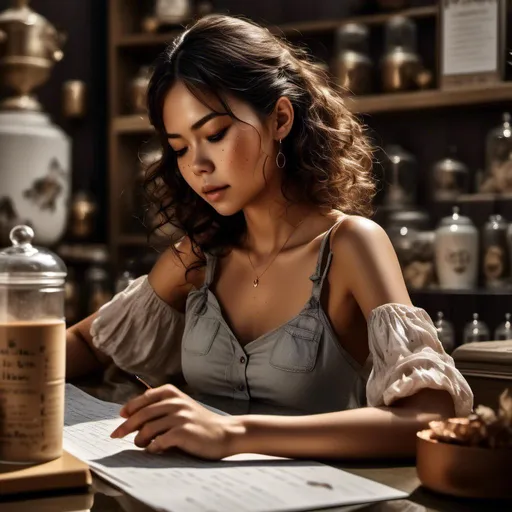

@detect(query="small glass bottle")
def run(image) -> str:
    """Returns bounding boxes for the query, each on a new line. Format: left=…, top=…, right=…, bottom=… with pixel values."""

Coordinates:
left=434, top=312, right=455, bottom=354
left=494, top=313, right=512, bottom=341
left=482, top=214, right=510, bottom=289
left=463, top=313, right=490, bottom=344
left=383, top=145, right=418, bottom=211
left=115, top=260, right=137, bottom=294
left=431, top=147, right=470, bottom=201
left=482, top=112, right=512, bottom=194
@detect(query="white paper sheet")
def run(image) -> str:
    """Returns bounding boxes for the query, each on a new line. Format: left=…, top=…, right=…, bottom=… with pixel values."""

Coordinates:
left=63, top=384, right=408, bottom=512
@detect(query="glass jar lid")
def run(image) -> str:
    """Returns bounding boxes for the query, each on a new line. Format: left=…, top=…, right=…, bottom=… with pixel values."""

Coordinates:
left=495, top=313, right=512, bottom=341
left=0, top=225, right=67, bottom=285
left=463, top=313, right=490, bottom=343
left=439, top=206, right=474, bottom=228
left=432, top=147, right=469, bottom=175
left=485, top=214, right=508, bottom=230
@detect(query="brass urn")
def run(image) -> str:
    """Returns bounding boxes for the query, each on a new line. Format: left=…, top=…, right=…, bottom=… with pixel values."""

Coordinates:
left=0, top=0, right=66, bottom=111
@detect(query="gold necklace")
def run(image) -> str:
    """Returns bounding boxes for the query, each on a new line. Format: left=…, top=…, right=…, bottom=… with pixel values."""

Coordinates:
left=246, top=217, right=307, bottom=288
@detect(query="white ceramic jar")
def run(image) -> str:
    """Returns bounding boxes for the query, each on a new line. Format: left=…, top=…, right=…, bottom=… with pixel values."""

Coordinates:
left=435, top=206, right=479, bottom=290
left=0, top=110, right=70, bottom=246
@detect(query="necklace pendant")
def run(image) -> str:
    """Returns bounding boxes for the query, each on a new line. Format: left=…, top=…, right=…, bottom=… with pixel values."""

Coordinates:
left=253, top=278, right=259, bottom=288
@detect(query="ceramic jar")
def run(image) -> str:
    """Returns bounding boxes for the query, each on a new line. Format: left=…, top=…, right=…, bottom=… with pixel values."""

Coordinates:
left=435, top=207, right=479, bottom=290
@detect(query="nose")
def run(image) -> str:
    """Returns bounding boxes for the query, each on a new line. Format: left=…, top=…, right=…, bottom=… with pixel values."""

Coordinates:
left=190, top=149, right=214, bottom=176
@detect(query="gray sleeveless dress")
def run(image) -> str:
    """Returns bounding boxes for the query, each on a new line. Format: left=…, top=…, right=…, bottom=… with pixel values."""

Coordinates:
left=90, top=227, right=473, bottom=416
left=181, top=225, right=368, bottom=412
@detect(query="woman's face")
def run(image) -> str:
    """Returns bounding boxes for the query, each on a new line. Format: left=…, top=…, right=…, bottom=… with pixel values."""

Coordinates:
left=162, top=81, right=279, bottom=216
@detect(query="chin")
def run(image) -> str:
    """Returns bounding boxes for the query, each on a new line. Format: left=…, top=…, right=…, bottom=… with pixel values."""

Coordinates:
left=211, top=202, right=243, bottom=217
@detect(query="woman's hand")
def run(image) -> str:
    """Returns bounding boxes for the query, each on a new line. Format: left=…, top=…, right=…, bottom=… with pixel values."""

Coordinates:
left=110, top=384, right=242, bottom=460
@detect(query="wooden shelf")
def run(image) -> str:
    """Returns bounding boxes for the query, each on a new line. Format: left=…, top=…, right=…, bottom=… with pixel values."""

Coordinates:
left=271, top=5, right=438, bottom=37
left=113, top=83, right=512, bottom=133
left=348, top=82, right=512, bottom=114
left=117, top=30, right=182, bottom=47
left=118, top=234, right=173, bottom=246
left=118, top=234, right=148, bottom=246
left=116, top=5, right=438, bottom=47
left=113, top=115, right=153, bottom=133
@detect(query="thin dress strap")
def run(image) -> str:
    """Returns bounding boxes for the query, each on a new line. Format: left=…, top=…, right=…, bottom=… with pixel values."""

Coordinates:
left=203, top=252, right=218, bottom=288
left=309, top=220, right=344, bottom=301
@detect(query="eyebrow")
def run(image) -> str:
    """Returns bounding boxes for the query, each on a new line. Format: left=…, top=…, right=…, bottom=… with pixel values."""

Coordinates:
left=166, top=112, right=228, bottom=139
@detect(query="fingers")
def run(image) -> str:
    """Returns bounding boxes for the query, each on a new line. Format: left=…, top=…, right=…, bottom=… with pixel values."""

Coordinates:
left=133, top=415, right=175, bottom=448
left=145, top=428, right=185, bottom=454
left=111, top=399, right=180, bottom=438
left=120, top=384, right=181, bottom=418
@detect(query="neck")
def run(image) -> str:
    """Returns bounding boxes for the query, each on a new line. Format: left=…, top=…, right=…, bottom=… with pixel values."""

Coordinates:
left=243, top=200, right=314, bottom=257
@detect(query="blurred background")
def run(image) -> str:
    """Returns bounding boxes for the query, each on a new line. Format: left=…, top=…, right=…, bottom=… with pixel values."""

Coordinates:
left=0, top=0, right=511, bottom=356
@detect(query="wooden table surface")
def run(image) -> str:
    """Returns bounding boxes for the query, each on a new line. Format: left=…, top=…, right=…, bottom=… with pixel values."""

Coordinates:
left=0, top=374, right=508, bottom=512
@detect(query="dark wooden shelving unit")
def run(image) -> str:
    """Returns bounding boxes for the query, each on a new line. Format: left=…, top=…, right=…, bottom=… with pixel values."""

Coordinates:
left=108, top=2, right=512, bottom=337
left=112, top=82, right=512, bottom=137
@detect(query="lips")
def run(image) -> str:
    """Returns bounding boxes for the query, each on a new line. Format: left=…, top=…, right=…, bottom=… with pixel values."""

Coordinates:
left=201, top=184, right=229, bottom=195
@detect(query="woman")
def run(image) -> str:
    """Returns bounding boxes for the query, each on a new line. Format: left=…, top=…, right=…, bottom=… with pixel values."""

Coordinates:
left=66, top=14, right=473, bottom=461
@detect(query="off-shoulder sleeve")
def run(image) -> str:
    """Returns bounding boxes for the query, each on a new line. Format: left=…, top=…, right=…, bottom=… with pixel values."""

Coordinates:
left=90, top=275, right=185, bottom=381
left=366, top=303, right=473, bottom=417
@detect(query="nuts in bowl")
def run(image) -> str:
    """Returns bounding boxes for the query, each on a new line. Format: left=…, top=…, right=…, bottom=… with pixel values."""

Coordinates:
left=416, top=389, right=512, bottom=499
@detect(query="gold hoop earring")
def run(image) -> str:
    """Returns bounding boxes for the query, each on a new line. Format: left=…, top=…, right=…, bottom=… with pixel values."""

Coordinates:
left=276, top=139, right=286, bottom=169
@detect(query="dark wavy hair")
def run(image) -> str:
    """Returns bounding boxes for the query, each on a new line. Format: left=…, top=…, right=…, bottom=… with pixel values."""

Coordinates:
left=144, top=14, right=375, bottom=261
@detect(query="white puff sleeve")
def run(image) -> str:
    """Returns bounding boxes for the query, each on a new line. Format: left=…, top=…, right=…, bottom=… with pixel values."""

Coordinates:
left=90, top=275, right=185, bottom=381
left=366, top=303, right=473, bottom=417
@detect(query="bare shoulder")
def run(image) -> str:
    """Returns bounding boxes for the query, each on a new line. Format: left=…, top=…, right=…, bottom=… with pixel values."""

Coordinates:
left=332, top=215, right=390, bottom=250
left=330, top=215, right=412, bottom=318
left=148, top=236, right=206, bottom=310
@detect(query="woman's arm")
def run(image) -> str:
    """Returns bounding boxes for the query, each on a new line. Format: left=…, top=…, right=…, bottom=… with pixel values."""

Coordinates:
left=65, top=237, right=203, bottom=380
left=228, top=388, right=455, bottom=459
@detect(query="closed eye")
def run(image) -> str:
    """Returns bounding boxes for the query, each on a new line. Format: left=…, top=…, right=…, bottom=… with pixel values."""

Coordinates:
left=207, top=127, right=229, bottom=143
left=174, top=147, right=187, bottom=158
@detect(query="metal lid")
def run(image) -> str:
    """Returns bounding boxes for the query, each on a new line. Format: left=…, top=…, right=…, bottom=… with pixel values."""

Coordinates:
left=0, top=225, right=66, bottom=285
left=439, top=206, right=474, bottom=228
left=485, top=214, right=508, bottom=230
left=463, top=313, right=490, bottom=343
left=432, top=147, right=468, bottom=174
left=0, top=1, right=48, bottom=28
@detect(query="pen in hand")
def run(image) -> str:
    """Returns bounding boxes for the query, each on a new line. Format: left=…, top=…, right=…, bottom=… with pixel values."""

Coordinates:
left=135, top=374, right=152, bottom=389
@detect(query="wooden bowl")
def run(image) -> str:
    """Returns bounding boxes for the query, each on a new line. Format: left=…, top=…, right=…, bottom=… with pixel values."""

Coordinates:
left=416, top=430, right=512, bottom=500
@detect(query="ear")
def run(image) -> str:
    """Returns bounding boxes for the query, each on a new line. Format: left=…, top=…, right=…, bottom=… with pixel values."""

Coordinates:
left=273, top=96, right=294, bottom=141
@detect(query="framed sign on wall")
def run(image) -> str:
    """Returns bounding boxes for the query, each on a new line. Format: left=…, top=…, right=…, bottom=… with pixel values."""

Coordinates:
left=440, top=0, right=507, bottom=89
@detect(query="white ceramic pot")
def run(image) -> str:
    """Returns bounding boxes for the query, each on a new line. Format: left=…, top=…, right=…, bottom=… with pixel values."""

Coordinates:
left=0, top=110, right=71, bottom=246
left=435, top=206, right=478, bottom=290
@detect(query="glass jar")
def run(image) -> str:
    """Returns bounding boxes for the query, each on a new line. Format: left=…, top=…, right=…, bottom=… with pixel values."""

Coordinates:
left=0, top=225, right=67, bottom=463
left=385, top=210, right=434, bottom=289
left=463, top=313, right=490, bottom=344
left=481, top=112, right=512, bottom=194
left=382, top=144, right=418, bottom=210
left=68, top=191, right=98, bottom=241
left=128, top=65, right=150, bottom=115
left=494, top=313, right=512, bottom=341
left=86, top=265, right=112, bottom=316
left=431, top=148, right=470, bottom=201
left=381, top=16, right=422, bottom=92
left=434, top=311, right=455, bottom=354
left=435, top=207, right=479, bottom=290
left=332, top=23, right=372, bottom=95
left=481, top=214, right=510, bottom=289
